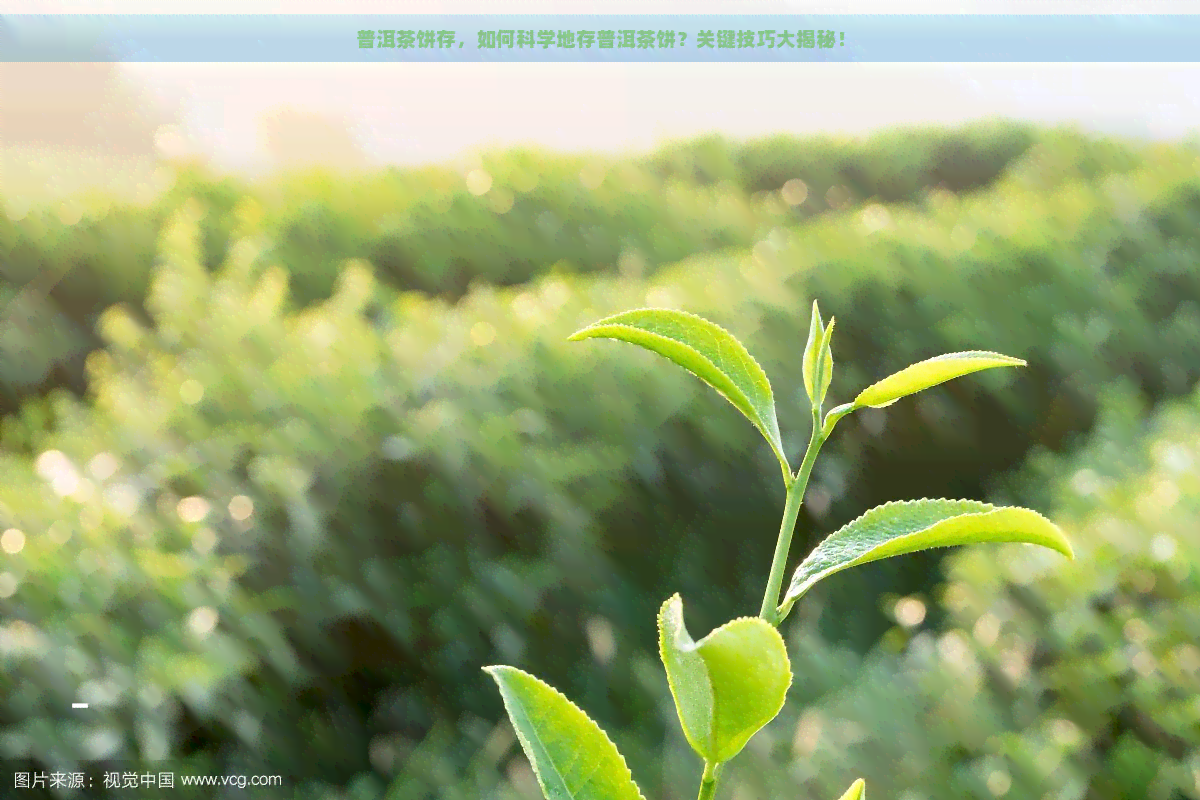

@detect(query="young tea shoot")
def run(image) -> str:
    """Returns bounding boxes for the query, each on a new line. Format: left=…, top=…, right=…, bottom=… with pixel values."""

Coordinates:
left=486, top=300, right=1073, bottom=800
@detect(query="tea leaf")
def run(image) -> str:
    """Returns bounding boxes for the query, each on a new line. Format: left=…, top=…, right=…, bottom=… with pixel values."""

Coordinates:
left=802, top=300, right=825, bottom=407
left=485, top=666, right=646, bottom=800
left=815, top=317, right=836, bottom=408
left=570, top=308, right=788, bottom=476
left=854, top=351, right=1025, bottom=409
left=658, top=594, right=792, bottom=764
left=781, top=499, right=1072, bottom=613
left=836, top=779, right=866, bottom=800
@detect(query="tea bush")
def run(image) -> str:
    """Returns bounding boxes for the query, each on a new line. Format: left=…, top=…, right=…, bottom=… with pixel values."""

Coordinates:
left=1, top=129, right=1198, bottom=799
left=381, top=386, right=1200, bottom=800
left=0, top=122, right=1057, bottom=412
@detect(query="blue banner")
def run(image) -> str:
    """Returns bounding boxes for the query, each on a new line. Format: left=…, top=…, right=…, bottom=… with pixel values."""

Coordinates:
left=1, top=15, right=1197, bottom=62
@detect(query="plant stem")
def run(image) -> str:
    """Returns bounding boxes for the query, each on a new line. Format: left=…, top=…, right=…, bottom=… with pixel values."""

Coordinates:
left=697, top=761, right=721, bottom=800
left=702, top=409, right=839, bottom=800
left=759, top=410, right=825, bottom=626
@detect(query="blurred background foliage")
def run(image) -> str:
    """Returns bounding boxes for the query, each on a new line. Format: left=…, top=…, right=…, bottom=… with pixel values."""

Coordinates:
left=0, top=121, right=1198, bottom=800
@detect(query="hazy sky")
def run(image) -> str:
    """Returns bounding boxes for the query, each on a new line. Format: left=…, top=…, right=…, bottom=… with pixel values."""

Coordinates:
left=9, top=2, right=1200, bottom=170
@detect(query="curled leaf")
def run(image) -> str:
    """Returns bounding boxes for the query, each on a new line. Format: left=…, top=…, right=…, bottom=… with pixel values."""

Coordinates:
left=658, top=594, right=792, bottom=764
left=815, top=317, right=836, bottom=407
left=854, top=350, right=1025, bottom=409
left=485, top=665, right=646, bottom=800
left=780, top=499, right=1072, bottom=615
left=570, top=308, right=788, bottom=475
left=802, top=300, right=825, bottom=407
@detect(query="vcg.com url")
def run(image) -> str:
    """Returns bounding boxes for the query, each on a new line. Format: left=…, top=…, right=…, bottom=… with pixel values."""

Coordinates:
left=179, top=774, right=283, bottom=788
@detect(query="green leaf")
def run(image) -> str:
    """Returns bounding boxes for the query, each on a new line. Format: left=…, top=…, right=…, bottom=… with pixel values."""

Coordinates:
left=569, top=308, right=788, bottom=476
left=657, top=594, right=792, bottom=764
left=853, top=351, right=1026, bottom=409
left=485, top=665, right=646, bottom=800
left=780, top=499, right=1073, bottom=613
left=802, top=300, right=825, bottom=407
left=815, top=317, right=836, bottom=407
left=835, top=779, right=866, bottom=800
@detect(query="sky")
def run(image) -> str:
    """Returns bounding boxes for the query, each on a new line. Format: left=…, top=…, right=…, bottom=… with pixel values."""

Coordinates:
left=6, top=2, right=1200, bottom=172
left=123, top=63, right=1200, bottom=172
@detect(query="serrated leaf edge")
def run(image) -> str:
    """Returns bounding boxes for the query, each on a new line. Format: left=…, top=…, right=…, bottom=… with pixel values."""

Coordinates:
left=658, top=596, right=793, bottom=763
left=658, top=594, right=716, bottom=758
left=782, top=498, right=1073, bottom=610
left=568, top=308, right=777, bottom=405
left=700, top=615, right=793, bottom=763
left=484, top=664, right=648, bottom=800
left=569, top=308, right=786, bottom=469
left=853, top=350, right=1027, bottom=409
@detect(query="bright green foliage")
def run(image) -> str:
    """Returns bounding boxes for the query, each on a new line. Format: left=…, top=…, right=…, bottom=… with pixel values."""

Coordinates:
left=657, top=594, right=792, bottom=764
left=801, top=300, right=825, bottom=407
left=642, top=121, right=1038, bottom=197
left=815, top=319, right=835, bottom=409
left=799, top=300, right=837, bottom=412
left=835, top=779, right=866, bottom=800
left=852, top=351, right=1026, bottom=409
left=484, top=666, right=646, bottom=800
left=264, top=153, right=774, bottom=305
left=0, top=121, right=1048, bottom=414
left=807, top=317, right=836, bottom=411
left=569, top=308, right=789, bottom=479
left=717, top=384, right=1200, bottom=800
left=564, top=300, right=1068, bottom=794
left=2, top=126, right=1197, bottom=800
left=936, top=385, right=1200, bottom=800
left=780, top=500, right=1073, bottom=615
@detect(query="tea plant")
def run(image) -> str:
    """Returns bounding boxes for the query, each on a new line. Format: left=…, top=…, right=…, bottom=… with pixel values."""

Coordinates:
left=485, top=302, right=1074, bottom=800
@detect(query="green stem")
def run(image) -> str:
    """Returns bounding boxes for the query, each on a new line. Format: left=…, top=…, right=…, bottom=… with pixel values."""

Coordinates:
left=696, top=761, right=721, bottom=800
left=759, top=410, right=825, bottom=625
left=701, top=408, right=845, bottom=800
